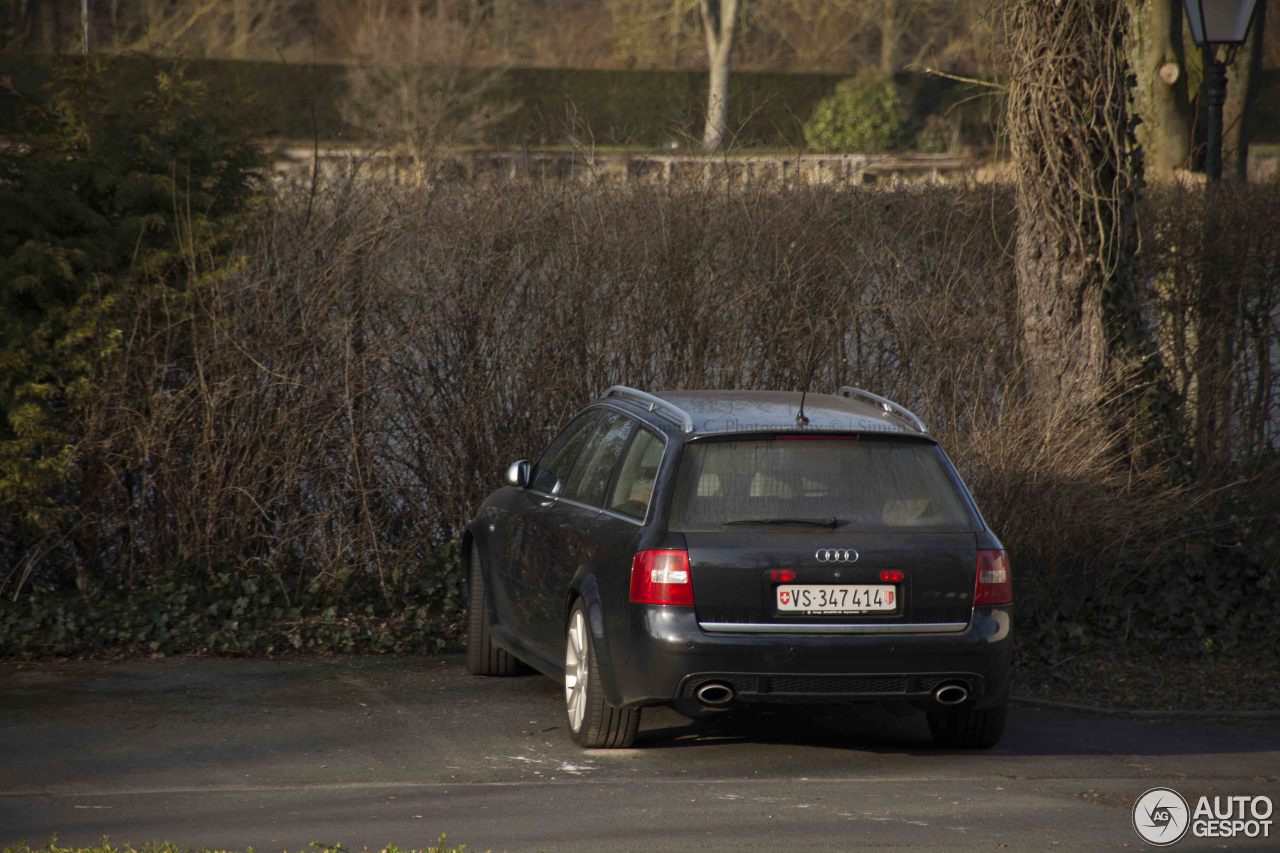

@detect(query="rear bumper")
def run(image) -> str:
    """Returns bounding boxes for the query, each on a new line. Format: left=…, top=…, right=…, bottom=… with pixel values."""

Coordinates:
left=608, top=605, right=1012, bottom=710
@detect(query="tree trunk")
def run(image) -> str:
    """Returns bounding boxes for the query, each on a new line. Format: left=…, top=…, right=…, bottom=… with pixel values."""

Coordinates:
left=669, top=0, right=685, bottom=68
left=705, top=58, right=729, bottom=149
left=878, top=0, right=898, bottom=74
left=700, top=0, right=738, bottom=151
left=1006, top=1, right=1140, bottom=401
left=1127, top=0, right=1191, bottom=178
left=232, top=0, right=249, bottom=59
left=19, top=0, right=61, bottom=52
left=1223, top=0, right=1267, bottom=182
left=1008, top=1, right=1182, bottom=466
left=1015, top=228, right=1109, bottom=400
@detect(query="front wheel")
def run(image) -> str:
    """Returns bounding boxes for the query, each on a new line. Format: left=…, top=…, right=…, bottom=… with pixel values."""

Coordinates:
left=927, top=694, right=1008, bottom=749
left=564, top=602, right=640, bottom=748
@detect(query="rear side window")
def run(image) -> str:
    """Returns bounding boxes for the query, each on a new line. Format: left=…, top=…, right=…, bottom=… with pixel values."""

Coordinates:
left=561, top=412, right=634, bottom=507
left=607, top=428, right=664, bottom=520
left=670, top=437, right=977, bottom=533
left=532, top=412, right=598, bottom=494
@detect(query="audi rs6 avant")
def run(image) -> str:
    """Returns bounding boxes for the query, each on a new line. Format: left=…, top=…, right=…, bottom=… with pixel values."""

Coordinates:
left=461, top=387, right=1013, bottom=748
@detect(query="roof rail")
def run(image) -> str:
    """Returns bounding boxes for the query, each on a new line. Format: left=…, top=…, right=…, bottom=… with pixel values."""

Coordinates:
left=837, top=386, right=928, bottom=434
left=604, top=386, right=695, bottom=433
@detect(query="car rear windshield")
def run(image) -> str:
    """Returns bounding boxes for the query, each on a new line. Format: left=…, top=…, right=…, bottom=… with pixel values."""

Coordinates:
left=669, top=436, right=978, bottom=533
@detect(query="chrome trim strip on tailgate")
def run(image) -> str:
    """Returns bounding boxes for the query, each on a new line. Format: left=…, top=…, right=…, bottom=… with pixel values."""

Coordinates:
left=698, top=622, right=968, bottom=635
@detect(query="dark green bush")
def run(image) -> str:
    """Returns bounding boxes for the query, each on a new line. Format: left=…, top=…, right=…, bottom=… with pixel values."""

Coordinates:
left=0, top=544, right=464, bottom=658
left=803, top=71, right=908, bottom=153
left=1, top=57, right=260, bottom=591
left=914, top=113, right=956, bottom=153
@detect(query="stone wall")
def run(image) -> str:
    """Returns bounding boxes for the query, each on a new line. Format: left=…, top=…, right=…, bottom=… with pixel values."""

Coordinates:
left=270, top=146, right=1280, bottom=188
left=270, top=147, right=992, bottom=188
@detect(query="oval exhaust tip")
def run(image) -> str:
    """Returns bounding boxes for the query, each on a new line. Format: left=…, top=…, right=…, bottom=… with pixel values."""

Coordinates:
left=934, top=683, right=969, bottom=705
left=696, top=682, right=735, bottom=706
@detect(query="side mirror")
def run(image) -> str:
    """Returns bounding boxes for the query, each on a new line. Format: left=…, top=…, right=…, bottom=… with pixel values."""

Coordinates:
left=505, top=459, right=532, bottom=488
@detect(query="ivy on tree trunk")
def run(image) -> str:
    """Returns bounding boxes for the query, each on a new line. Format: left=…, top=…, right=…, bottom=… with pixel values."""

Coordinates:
left=1005, top=0, right=1184, bottom=467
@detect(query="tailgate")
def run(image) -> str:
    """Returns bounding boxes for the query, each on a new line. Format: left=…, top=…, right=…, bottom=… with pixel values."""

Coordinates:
left=687, top=530, right=976, bottom=631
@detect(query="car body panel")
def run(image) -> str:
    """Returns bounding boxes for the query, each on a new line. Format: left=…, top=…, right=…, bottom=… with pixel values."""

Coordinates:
left=681, top=530, right=979, bottom=628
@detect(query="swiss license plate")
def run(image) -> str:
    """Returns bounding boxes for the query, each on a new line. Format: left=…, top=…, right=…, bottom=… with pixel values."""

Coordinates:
left=776, top=584, right=896, bottom=614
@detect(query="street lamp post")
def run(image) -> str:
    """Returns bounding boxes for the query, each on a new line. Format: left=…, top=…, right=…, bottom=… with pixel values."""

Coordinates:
left=1182, top=1, right=1263, bottom=473
left=1181, top=0, right=1262, bottom=182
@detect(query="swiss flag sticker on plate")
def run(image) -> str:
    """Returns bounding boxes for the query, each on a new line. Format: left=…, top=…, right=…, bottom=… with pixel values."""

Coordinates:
left=780, top=590, right=791, bottom=605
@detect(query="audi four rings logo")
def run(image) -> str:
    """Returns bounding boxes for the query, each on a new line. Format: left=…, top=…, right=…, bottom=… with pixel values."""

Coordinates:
left=815, top=548, right=859, bottom=563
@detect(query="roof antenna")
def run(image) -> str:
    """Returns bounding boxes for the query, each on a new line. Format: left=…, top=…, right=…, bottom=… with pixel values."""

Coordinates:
left=796, top=345, right=819, bottom=427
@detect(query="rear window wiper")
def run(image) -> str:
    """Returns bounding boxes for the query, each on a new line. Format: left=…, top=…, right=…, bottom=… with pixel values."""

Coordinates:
left=721, top=516, right=838, bottom=528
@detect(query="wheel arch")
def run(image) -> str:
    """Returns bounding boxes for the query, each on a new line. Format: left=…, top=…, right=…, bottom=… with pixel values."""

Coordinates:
left=460, top=518, right=495, bottom=581
left=460, top=528, right=475, bottom=579
left=565, top=574, right=625, bottom=707
left=460, top=527, right=481, bottom=603
left=461, top=524, right=499, bottom=610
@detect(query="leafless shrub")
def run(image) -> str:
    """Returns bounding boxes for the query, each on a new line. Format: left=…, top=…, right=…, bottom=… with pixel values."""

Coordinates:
left=8, top=176, right=1278, bottom=633
left=1142, top=183, right=1280, bottom=472
left=104, top=0, right=291, bottom=58
left=337, top=0, right=515, bottom=169
left=951, top=381, right=1196, bottom=616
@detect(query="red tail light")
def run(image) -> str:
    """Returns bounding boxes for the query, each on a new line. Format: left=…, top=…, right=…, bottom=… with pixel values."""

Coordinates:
left=630, top=550, right=694, bottom=606
left=973, top=549, right=1012, bottom=605
left=879, top=569, right=905, bottom=583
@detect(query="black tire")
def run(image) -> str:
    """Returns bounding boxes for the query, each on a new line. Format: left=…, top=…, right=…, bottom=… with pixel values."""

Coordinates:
left=927, top=694, right=1008, bottom=749
left=465, top=548, right=519, bottom=677
left=564, top=602, right=640, bottom=748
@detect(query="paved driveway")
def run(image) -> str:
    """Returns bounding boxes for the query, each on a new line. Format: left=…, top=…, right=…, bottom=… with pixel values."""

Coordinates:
left=1, top=656, right=1277, bottom=850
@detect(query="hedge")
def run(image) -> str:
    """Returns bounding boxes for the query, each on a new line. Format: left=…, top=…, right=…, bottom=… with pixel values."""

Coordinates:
left=0, top=53, right=1002, bottom=149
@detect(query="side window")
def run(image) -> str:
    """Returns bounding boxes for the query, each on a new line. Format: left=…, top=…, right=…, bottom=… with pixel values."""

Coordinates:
left=607, top=428, right=664, bottom=520
left=531, top=412, right=598, bottom=495
left=561, top=412, right=634, bottom=507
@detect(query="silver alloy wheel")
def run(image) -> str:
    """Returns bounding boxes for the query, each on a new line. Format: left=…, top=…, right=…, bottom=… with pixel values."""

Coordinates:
left=565, top=609, right=588, bottom=733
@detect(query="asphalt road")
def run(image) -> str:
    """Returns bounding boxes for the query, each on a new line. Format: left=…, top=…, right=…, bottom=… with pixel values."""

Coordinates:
left=1, top=656, right=1277, bottom=851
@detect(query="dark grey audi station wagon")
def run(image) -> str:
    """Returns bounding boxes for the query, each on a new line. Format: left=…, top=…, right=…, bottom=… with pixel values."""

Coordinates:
left=462, top=387, right=1012, bottom=749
